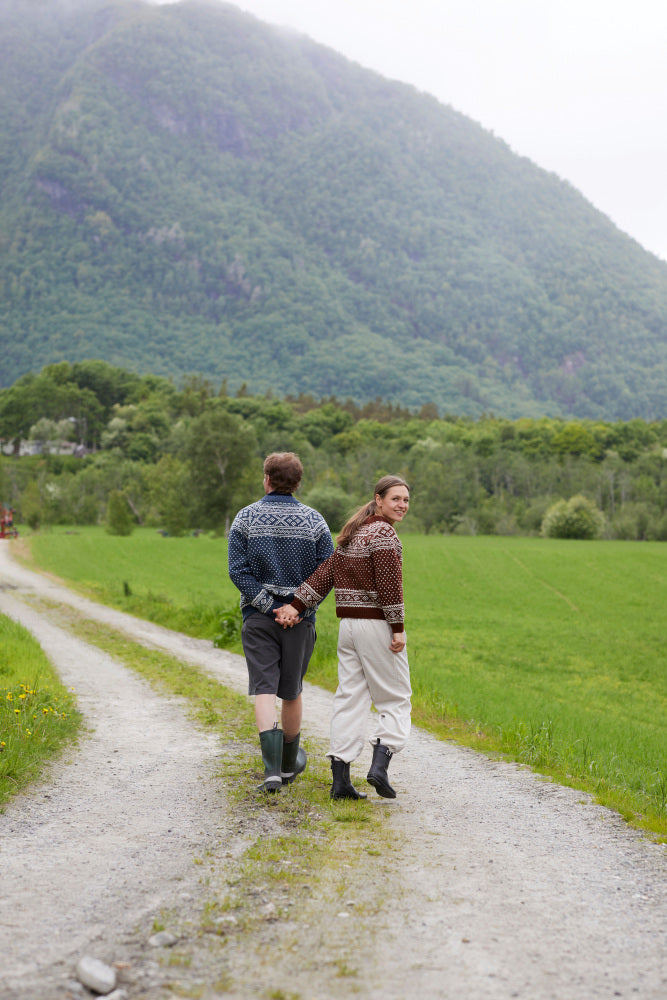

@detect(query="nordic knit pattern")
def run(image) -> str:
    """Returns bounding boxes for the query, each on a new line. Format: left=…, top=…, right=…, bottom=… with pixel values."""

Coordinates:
left=291, top=516, right=405, bottom=633
left=228, top=493, right=334, bottom=621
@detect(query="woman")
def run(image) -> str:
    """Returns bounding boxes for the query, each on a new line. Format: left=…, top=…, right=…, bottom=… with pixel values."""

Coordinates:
left=275, top=475, right=411, bottom=800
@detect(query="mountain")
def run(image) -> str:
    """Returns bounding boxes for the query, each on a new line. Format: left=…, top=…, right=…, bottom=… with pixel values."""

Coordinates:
left=1, top=0, right=666, bottom=419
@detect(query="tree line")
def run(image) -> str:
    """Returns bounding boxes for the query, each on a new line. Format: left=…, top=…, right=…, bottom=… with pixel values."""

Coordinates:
left=1, top=361, right=666, bottom=541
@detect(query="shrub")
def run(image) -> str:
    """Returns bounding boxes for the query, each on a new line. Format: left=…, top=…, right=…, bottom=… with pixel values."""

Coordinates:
left=303, top=486, right=354, bottom=533
left=541, top=494, right=605, bottom=540
left=214, top=605, right=243, bottom=647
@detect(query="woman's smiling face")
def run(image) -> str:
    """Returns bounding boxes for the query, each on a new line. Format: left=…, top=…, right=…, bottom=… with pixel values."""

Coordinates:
left=375, top=485, right=410, bottom=524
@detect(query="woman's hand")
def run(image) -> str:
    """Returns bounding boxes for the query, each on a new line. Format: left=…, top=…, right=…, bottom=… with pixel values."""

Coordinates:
left=274, top=604, right=301, bottom=628
left=389, top=630, right=406, bottom=653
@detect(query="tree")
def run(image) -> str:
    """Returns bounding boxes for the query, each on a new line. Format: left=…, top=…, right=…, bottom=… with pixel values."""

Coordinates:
left=106, top=490, right=134, bottom=536
left=20, top=480, right=42, bottom=530
left=185, top=404, right=258, bottom=531
left=145, top=456, right=192, bottom=536
left=29, top=417, right=75, bottom=453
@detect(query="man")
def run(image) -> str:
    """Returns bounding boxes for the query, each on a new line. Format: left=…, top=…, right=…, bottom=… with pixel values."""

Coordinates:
left=228, top=452, right=334, bottom=792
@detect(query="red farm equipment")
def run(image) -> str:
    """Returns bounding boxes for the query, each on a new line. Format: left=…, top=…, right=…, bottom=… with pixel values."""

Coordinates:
left=0, top=504, right=18, bottom=538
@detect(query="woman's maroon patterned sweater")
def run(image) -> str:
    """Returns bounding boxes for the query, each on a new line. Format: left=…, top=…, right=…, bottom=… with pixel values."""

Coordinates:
left=291, top=515, right=405, bottom=633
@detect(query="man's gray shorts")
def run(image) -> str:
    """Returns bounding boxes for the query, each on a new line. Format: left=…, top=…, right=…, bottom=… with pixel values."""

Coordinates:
left=241, top=613, right=316, bottom=700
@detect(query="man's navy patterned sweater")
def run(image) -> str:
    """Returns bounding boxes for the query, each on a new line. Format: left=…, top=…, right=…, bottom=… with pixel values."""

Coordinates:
left=228, top=492, right=334, bottom=622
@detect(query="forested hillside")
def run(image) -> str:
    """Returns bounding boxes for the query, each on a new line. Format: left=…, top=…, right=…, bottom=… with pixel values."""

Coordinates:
left=1, top=0, right=666, bottom=419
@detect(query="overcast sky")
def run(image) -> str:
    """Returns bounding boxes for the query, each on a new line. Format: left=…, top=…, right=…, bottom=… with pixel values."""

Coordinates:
left=212, top=0, right=667, bottom=264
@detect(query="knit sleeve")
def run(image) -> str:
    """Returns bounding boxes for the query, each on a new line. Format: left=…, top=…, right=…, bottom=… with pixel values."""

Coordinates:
left=315, top=514, right=335, bottom=563
left=369, top=525, right=405, bottom=631
left=227, top=511, right=274, bottom=614
left=292, top=550, right=336, bottom=613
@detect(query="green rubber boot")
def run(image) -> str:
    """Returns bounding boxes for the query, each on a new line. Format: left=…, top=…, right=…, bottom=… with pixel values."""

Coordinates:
left=281, top=733, right=307, bottom=785
left=259, top=725, right=283, bottom=793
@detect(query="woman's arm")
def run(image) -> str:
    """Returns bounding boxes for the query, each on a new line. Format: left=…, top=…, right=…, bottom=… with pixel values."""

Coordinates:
left=291, top=550, right=336, bottom=613
left=273, top=550, right=337, bottom=626
left=370, top=526, right=405, bottom=633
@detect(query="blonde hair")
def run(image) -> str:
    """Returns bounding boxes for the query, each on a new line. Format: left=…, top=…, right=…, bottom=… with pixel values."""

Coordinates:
left=337, top=475, right=409, bottom=547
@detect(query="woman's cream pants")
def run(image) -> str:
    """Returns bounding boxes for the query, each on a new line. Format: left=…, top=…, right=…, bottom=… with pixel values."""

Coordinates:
left=329, top=617, right=412, bottom=762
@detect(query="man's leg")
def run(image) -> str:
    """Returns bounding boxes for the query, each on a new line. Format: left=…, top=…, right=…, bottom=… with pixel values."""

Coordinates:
left=279, top=696, right=307, bottom=784
left=280, top=693, right=302, bottom=742
left=277, top=621, right=315, bottom=784
left=242, top=616, right=283, bottom=792
left=255, top=693, right=278, bottom=733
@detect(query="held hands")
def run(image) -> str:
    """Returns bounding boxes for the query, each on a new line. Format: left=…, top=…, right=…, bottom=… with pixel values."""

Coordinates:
left=274, top=603, right=301, bottom=628
left=389, top=630, right=406, bottom=654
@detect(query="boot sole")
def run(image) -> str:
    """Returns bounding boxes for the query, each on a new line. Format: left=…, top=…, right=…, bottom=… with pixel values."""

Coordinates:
left=258, top=778, right=282, bottom=793
left=367, top=775, right=396, bottom=799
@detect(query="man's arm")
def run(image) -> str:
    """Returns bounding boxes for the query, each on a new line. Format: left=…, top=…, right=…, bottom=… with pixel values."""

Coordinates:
left=227, top=517, right=276, bottom=615
left=315, top=517, right=335, bottom=565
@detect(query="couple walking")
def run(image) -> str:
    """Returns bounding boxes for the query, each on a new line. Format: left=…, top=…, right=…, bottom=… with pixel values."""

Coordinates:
left=228, top=452, right=412, bottom=800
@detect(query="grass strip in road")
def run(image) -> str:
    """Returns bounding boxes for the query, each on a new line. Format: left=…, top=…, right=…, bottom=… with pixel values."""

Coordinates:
left=37, top=600, right=391, bottom=927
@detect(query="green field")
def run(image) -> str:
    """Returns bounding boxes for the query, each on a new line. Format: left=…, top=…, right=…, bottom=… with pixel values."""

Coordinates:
left=19, top=527, right=667, bottom=835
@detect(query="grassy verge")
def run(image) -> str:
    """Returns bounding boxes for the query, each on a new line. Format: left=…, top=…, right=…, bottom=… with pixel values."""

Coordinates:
left=0, top=613, right=81, bottom=808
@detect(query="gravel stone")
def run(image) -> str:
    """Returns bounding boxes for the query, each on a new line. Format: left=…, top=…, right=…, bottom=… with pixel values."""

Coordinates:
left=75, top=956, right=117, bottom=994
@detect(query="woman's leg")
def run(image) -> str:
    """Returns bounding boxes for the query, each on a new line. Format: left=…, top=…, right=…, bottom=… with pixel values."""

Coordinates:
left=352, top=619, right=412, bottom=754
left=329, top=619, right=372, bottom=762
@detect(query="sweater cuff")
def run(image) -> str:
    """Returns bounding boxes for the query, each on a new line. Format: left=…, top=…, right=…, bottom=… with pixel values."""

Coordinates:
left=391, top=623, right=405, bottom=634
left=292, top=597, right=307, bottom=614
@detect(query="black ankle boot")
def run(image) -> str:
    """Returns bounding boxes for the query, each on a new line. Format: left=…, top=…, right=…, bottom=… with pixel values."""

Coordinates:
left=330, top=758, right=367, bottom=800
left=367, top=741, right=396, bottom=798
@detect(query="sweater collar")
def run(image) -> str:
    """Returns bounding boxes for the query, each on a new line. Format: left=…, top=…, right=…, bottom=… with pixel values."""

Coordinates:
left=263, top=492, right=296, bottom=501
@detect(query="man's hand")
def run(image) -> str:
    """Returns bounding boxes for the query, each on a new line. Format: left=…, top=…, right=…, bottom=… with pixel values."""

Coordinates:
left=274, top=604, right=301, bottom=628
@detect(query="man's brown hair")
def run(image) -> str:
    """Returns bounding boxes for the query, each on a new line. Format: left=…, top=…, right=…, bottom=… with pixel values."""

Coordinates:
left=263, top=452, right=303, bottom=494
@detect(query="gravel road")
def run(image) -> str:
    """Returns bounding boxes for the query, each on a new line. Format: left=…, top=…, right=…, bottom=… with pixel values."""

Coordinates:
left=1, top=540, right=666, bottom=1000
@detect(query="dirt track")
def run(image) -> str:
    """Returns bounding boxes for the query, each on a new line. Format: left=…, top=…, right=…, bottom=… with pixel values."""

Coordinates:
left=1, top=540, right=667, bottom=999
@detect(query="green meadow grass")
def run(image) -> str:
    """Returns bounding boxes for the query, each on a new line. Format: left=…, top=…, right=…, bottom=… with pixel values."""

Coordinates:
left=404, top=536, right=667, bottom=829
left=20, top=527, right=667, bottom=835
left=0, top=613, right=81, bottom=807
left=25, top=528, right=240, bottom=639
